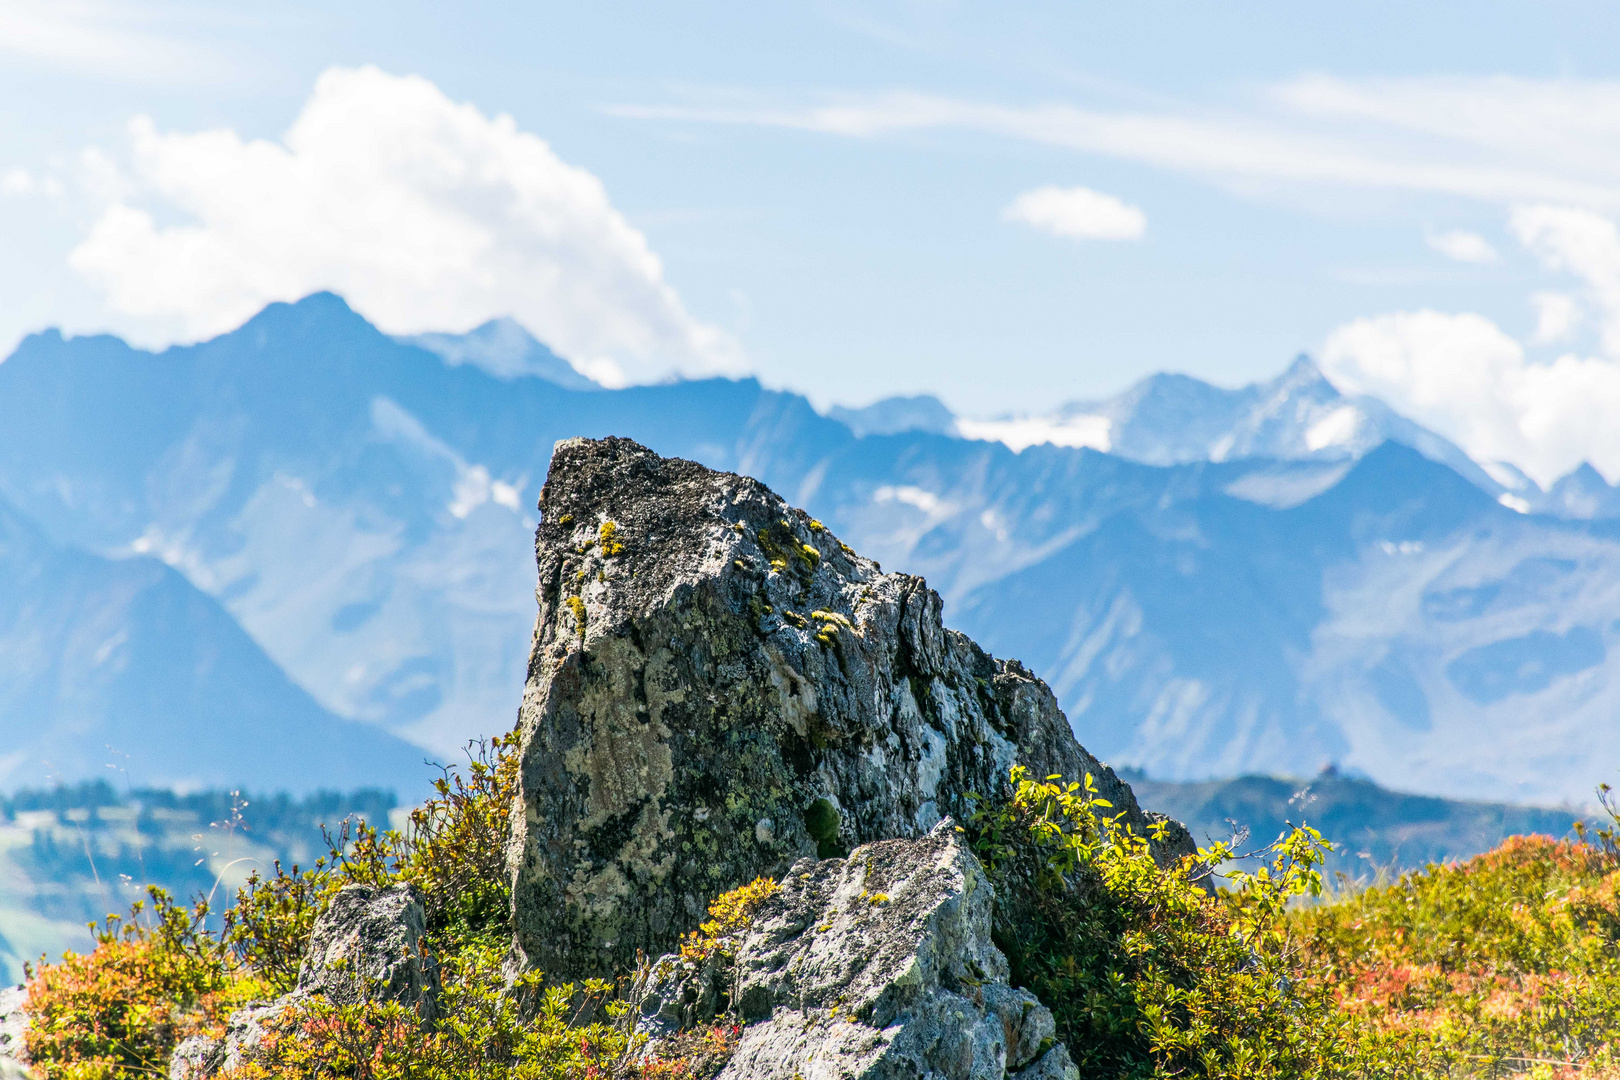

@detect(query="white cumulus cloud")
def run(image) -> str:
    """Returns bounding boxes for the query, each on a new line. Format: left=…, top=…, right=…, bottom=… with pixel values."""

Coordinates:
left=1003, top=185, right=1145, bottom=241
left=1510, top=204, right=1620, bottom=356
left=1321, top=309, right=1620, bottom=486
left=68, top=65, right=740, bottom=385
left=1530, top=292, right=1580, bottom=343
left=0, top=168, right=34, bottom=195
left=1319, top=202, right=1620, bottom=486
left=1425, top=229, right=1498, bottom=264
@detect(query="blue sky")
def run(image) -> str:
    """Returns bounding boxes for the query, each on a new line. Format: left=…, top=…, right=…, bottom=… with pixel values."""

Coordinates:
left=8, top=2, right=1620, bottom=482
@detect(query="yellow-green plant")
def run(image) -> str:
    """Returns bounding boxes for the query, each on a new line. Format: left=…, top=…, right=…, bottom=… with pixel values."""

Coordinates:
left=1293, top=831, right=1620, bottom=1076
left=678, top=876, right=779, bottom=963
left=970, top=765, right=1350, bottom=1080
left=220, top=944, right=626, bottom=1080
left=23, top=735, right=524, bottom=1078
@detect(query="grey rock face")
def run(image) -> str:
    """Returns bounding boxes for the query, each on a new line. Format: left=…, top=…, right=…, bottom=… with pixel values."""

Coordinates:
left=169, top=1005, right=286, bottom=1080
left=297, top=883, right=440, bottom=1015
left=632, top=820, right=1075, bottom=1080
left=169, top=884, right=438, bottom=1078
left=1014, top=1045, right=1081, bottom=1080
left=169, top=1033, right=219, bottom=1080
left=511, top=436, right=1189, bottom=980
left=0, top=986, right=32, bottom=1080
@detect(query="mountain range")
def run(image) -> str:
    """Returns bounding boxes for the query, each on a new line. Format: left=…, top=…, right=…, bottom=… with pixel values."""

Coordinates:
left=2, top=291, right=1618, bottom=804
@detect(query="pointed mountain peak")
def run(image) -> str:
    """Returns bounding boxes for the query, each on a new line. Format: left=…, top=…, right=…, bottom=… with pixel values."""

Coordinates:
left=827, top=394, right=958, bottom=437
left=1270, top=353, right=1335, bottom=394
left=1554, top=462, right=1614, bottom=491
left=226, top=291, right=382, bottom=351
left=1539, top=461, right=1620, bottom=518
left=400, top=317, right=598, bottom=389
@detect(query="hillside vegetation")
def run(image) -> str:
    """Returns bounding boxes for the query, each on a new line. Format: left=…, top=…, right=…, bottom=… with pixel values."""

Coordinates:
left=11, top=736, right=1620, bottom=1079
left=0, top=784, right=394, bottom=984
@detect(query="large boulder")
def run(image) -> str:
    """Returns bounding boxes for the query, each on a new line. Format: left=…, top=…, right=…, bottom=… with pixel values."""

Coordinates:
left=170, top=884, right=437, bottom=1079
left=631, top=819, right=1078, bottom=1080
left=510, top=437, right=1190, bottom=979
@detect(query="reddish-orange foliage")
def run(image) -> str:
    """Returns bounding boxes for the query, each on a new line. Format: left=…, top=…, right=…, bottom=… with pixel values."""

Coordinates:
left=24, top=938, right=242, bottom=1078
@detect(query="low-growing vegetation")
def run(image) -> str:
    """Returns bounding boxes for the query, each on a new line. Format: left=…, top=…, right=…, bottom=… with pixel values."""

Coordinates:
left=971, top=768, right=1620, bottom=1079
left=15, top=736, right=1620, bottom=1079
left=1293, top=788, right=1620, bottom=1077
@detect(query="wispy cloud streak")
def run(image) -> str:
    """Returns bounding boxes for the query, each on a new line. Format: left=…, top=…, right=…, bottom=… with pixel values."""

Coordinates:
left=608, top=78, right=1620, bottom=209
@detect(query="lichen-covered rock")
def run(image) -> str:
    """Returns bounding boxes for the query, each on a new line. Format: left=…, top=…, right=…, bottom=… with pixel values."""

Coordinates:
left=631, top=820, right=1075, bottom=1080
left=169, top=884, right=438, bottom=1078
left=169, top=1033, right=219, bottom=1080
left=1014, top=1045, right=1081, bottom=1080
left=297, top=883, right=440, bottom=1016
left=0, top=986, right=32, bottom=1080
left=169, top=1005, right=286, bottom=1080
left=511, top=436, right=1191, bottom=979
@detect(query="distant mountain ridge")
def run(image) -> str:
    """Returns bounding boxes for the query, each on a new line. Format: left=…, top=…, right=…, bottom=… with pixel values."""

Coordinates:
left=856, top=358, right=1617, bottom=517
left=0, top=491, right=429, bottom=794
left=3, top=292, right=1620, bottom=803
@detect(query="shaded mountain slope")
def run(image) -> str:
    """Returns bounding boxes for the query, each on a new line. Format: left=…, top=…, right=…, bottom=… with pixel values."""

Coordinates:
left=0, top=495, right=431, bottom=793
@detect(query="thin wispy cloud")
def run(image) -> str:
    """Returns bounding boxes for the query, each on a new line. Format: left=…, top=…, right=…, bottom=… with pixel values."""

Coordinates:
left=607, top=78, right=1620, bottom=209
left=1425, top=229, right=1498, bottom=265
left=0, top=0, right=232, bottom=84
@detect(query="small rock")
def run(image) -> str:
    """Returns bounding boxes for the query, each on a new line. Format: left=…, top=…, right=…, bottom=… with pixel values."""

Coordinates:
left=632, top=819, right=1076, bottom=1080
left=1012, top=1044, right=1080, bottom=1080
left=297, top=883, right=440, bottom=1018
left=0, top=986, right=33, bottom=1080
left=170, top=884, right=438, bottom=1078
left=169, top=1033, right=222, bottom=1080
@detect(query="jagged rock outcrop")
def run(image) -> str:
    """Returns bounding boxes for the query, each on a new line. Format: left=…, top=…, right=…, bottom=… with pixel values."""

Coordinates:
left=170, top=884, right=437, bottom=1079
left=295, top=883, right=440, bottom=1015
left=631, top=820, right=1078, bottom=1080
left=0, top=986, right=31, bottom=1080
left=510, top=437, right=1191, bottom=979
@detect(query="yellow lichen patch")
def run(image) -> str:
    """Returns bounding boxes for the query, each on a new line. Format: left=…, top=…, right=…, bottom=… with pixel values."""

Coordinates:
left=565, top=595, right=587, bottom=635
left=558, top=514, right=574, bottom=525
left=599, top=520, right=625, bottom=557
left=679, top=876, right=780, bottom=962
left=811, top=610, right=851, bottom=647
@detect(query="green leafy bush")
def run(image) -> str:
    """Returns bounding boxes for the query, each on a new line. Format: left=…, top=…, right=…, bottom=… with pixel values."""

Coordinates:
left=219, top=944, right=626, bottom=1080
left=969, top=765, right=1354, bottom=1079
left=23, top=735, right=534, bottom=1080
